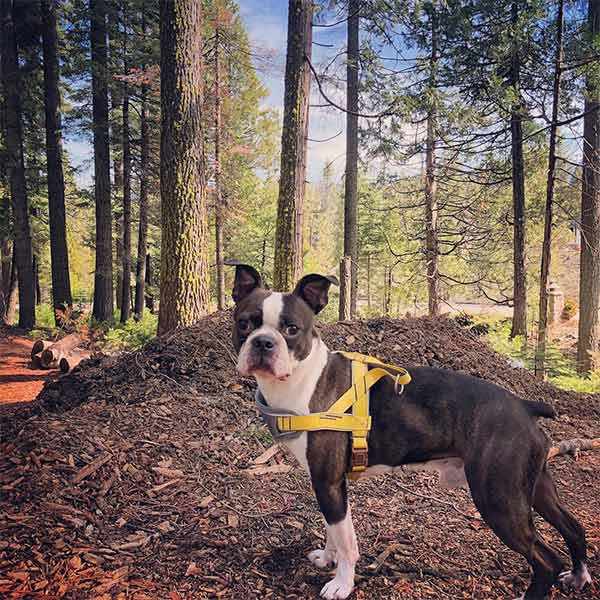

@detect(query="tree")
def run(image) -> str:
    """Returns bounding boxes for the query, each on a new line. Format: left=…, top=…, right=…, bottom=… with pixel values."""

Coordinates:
left=509, top=1, right=528, bottom=338
left=340, top=0, right=359, bottom=320
left=158, top=0, right=210, bottom=334
left=273, top=0, right=313, bottom=291
left=424, top=1, right=440, bottom=317
left=119, top=5, right=132, bottom=322
left=577, top=0, right=600, bottom=374
left=1, top=0, right=36, bottom=328
left=41, top=0, right=72, bottom=323
left=90, top=0, right=113, bottom=321
left=535, top=0, right=564, bottom=378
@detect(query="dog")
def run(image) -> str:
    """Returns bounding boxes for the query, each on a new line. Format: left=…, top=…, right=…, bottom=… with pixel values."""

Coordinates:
left=230, top=264, right=591, bottom=600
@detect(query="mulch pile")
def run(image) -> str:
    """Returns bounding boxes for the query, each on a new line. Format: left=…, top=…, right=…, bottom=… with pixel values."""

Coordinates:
left=1, top=312, right=598, bottom=599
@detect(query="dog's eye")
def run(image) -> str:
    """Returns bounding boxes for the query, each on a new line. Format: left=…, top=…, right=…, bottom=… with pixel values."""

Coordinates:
left=285, top=324, right=299, bottom=336
left=238, top=319, right=250, bottom=332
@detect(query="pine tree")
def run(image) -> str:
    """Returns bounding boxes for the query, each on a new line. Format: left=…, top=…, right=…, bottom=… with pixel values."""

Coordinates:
left=273, top=0, right=313, bottom=291
left=41, top=0, right=72, bottom=323
left=158, top=0, right=210, bottom=334
left=577, top=0, right=600, bottom=374
left=1, top=0, right=36, bottom=328
left=90, top=0, right=113, bottom=321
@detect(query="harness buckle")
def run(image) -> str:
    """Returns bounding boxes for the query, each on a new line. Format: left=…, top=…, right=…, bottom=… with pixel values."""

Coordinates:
left=351, top=446, right=369, bottom=470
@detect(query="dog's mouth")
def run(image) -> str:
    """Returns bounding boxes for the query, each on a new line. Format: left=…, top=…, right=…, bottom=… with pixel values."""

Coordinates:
left=245, top=357, right=290, bottom=381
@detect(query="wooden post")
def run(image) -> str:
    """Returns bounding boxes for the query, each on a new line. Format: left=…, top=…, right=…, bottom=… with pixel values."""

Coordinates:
left=339, top=256, right=352, bottom=321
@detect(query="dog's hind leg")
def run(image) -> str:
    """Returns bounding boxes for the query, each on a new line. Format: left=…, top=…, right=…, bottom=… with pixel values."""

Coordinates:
left=465, top=462, right=563, bottom=599
left=533, top=467, right=592, bottom=591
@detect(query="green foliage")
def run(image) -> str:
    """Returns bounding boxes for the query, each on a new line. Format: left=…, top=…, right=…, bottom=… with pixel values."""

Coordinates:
left=478, top=316, right=600, bottom=394
left=103, top=312, right=158, bottom=350
left=562, top=298, right=577, bottom=321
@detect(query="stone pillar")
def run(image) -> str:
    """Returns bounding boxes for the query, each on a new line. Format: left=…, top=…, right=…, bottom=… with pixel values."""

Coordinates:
left=548, top=281, right=564, bottom=325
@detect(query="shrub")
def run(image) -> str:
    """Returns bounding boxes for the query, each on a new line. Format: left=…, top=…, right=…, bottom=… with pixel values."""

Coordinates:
left=562, top=298, right=577, bottom=321
left=103, top=312, right=158, bottom=350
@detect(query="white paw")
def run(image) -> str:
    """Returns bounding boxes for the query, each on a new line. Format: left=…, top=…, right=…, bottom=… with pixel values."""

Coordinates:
left=560, top=563, right=592, bottom=591
left=320, top=575, right=354, bottom=599
left=308, top=549, right=336, bottom=569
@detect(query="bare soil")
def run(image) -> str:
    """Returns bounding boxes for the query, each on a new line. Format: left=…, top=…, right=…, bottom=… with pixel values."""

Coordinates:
left=0, top=312, right=598, bottom=599
left=0, top=328, right=59, bottom=405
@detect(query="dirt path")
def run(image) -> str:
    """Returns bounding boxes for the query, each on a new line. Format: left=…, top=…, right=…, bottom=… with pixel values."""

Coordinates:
left=0, top=330, right=57, bottom=404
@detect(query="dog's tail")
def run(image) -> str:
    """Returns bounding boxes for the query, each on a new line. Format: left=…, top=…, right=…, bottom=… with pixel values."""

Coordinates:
left=524, top=399, right=557, bottom=419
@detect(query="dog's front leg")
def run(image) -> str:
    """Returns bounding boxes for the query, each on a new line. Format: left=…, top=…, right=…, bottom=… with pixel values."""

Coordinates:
left=308, top=518, right=337, bottom=568
left=313, top=480, right=358, bottom=600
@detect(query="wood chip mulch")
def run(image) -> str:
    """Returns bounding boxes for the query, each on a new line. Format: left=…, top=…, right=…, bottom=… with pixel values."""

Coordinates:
left=0, top=312, right=598, bottom=599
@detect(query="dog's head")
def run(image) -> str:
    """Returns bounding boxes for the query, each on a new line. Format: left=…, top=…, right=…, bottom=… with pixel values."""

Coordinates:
left=230, top=263, right=337, bottom=380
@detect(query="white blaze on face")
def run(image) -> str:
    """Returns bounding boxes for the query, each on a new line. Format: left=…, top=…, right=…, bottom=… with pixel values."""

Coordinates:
left=236, top=292, right=293, bottom=379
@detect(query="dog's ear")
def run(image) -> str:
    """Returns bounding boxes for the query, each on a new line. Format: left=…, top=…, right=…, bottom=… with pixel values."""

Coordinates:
left=226, top=260, right=263, bottom=303
left=293, top=274, right=339, bottom=314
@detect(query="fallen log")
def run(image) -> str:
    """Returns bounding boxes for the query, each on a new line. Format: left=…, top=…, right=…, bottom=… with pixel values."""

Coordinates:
left=59, top=351, right=91, bottom=374
left=30, top=354, right=58, bottom=370
left=30, top=340, right=52, bottom=359
left=548, top=438, right=600, bottom=461
left=41, top=333, right=82, bottom=368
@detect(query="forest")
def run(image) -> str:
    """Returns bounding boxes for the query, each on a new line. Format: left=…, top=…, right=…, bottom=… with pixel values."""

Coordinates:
left=0, top=1, right=599, bottom=598
left=2, top=0, right=600, bottom=390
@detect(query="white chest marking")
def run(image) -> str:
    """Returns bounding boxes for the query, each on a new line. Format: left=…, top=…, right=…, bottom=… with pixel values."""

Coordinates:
left=256, top=337, right=329, bottom=473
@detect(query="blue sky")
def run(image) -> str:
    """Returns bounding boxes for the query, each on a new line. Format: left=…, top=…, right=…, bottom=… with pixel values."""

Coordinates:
left=239, top=0, right=350, bottom=181
left=67, top=1, right=350, bottom=187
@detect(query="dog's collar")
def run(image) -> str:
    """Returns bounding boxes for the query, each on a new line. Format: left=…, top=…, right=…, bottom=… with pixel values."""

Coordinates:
left=254, top=351, right=411, bottom=479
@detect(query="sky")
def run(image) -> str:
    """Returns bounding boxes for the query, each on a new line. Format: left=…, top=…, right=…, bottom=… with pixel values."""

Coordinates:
left=66, top=1, right=350, bottom=188
left=239, top=0, right=350, bottom=181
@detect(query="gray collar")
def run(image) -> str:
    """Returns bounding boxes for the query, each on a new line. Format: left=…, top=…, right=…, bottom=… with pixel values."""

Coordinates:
left=255, top=389, right=303, bottom=441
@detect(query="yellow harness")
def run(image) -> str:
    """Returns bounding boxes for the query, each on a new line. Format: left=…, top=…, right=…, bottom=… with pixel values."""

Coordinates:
left=276, top=351, right=411, bottom=479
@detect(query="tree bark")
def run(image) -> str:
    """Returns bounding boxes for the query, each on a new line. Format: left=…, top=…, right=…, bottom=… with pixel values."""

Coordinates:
left=145, top=252, right=154, bottom=313
left=425, top=3, right=440, bottom=318
left=214, top=23, right=226, bottom=310
left=120, top=11, right=131, bottom=323
left=33, top=254, right=41, bottom=305
left=509, top=1, right=528, bottom=339
left=41, top=332, right=82, bottom=367
left=339, top=256, right=352, bottom=320
left=340, top=0, right=359, bottom=319
left=1, top=0, right=35, bottom=328
left=90, top=0, right=113, bottom=321
left=41, top=0, right=72, bottom=323
left=535, top=0, right=564, bottom=379
left=4, top=246, right=17, bottom=323
left=577, top=0, right=600, bottom=373
left=134, top=85, right=149, bottom=320
left=273, top=0, right=313, bottom=291
left=158, top=0, right=210, bottom=335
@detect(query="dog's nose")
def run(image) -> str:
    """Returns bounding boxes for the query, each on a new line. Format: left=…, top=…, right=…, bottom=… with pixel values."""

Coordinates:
left=252, top=335, right=275, bottom=352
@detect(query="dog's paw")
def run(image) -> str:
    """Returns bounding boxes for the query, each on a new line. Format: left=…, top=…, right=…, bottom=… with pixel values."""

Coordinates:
left=320, top=576, right=354, bottom=599
left=308, top=549, right=336, bottom=569
left=559, top=563, right=592, bottom=591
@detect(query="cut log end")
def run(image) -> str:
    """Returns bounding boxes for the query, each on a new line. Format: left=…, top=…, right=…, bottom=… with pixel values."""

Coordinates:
left=59, top=351, right=91, bottom=374
left=30, top=340, right=51, bottom=359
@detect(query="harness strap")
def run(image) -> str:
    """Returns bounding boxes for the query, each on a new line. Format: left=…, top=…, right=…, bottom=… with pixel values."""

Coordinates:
left=275, top=351, right=411, bottom=479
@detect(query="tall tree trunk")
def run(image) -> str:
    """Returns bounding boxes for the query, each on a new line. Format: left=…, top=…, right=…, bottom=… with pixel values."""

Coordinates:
left=90, top=0, right=113, bottom=321
left=340, top=0, right=359, bottom=320
left=41, top=0, right=72, bottom=323
left=509, top=1, right=527, bottom=338
left=1, top=238, right=10, bottom=296
left=425, top=2, right=440, bottom=317
left=33, top=254, right=41, bottom=305
left=535, top=0, right=564, bottom=378
left=273, top=0, right=313, bottom=291
left=120, top=14, right=131, bottom=323
left=134, top=85, right=149, bottom=320
left=1, top=0, right=35, bottom=328
left=158, top=0, right=210, bottom=335
left=577, top=0, right=600, bottom=373
left=4, top=246, right=17, bottom=323
left=145, top=252, right=154, bottom=313
left=214, top=24, right=225, bottom=310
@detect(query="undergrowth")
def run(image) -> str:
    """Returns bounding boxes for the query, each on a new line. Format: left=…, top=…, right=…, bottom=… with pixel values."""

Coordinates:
left=477, top=316, right=600, bottom=394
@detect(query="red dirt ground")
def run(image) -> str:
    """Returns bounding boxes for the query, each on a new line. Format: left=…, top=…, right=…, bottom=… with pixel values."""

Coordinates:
left=0, top=330, right=58, bottom=404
